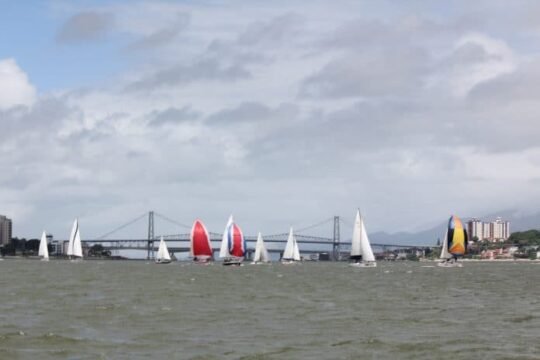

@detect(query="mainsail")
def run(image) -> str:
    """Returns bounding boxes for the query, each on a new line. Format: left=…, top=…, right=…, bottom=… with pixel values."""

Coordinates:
left=156, top=236, right=171, bottom=262
left=219, top=215, right=233, bottom=258
left=38, top=231, right=49, bottom=260
left=190, top=220, right=213, bottom=260
left=283, top=227, right=301, bottom=261
left=253, top=232, right=270, bottom=263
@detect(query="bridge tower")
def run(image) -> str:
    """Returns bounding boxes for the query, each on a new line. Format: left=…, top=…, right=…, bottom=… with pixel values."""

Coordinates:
left=147, top=211, right=154, bottom=260
left=333, top=216, right=340, bottom=261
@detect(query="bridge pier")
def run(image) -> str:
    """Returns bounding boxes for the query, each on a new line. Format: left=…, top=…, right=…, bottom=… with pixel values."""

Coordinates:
left=147, top=211, right=154, bottom=260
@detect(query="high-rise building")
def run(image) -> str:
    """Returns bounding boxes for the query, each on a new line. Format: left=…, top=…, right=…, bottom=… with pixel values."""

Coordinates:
left=466, top=217, right=510, bottom=242
left=467, top=219, right=483, bottom=240
left=0, top=215, right=13, bottom=245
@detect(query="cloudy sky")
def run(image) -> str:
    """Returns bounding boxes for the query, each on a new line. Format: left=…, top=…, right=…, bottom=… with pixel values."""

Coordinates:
left=1, top=1, right=540, bottom=240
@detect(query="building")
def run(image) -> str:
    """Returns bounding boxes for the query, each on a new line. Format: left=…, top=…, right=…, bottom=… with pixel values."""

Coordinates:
left=467, top=219, right=483, bottom=240
left=466, top=217, right=510, bottom=242
left=0, top=215, right=12, bottom=245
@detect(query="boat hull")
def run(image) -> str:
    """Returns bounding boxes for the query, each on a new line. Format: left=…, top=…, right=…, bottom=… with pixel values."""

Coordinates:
left=349, top=262, right=377, bottom=268
left=281, top=260, right=300, bottom=265
left=437, top=261, right=463, bottom=268
left=223, top=258, right=243, bottom=266
left=155, top=259, right=172, bottom=264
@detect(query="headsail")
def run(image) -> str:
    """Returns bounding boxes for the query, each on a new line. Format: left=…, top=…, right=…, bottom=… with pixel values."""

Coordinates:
left=38, top=231, right=49, bottom=260
left=359, top=217, right=375, bottom=262
left=447, top=215, right=468, bottom=257
left=228, top=223, right=246, bottom=258
left=439, top=232, right=451, bottom=259
left=190, top=220, right=213, bottom=260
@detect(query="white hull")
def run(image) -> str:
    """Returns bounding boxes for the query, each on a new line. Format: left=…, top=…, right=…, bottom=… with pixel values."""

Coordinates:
left=250, top=261, right=270, bottom=265
left=40, top=258, right=49, bottom=262
left=437, top=261, right=462, bottom=268
left=281, top=260, right=300, bottom=265
left=349, top=262, right=377, bottom=268
left=155, top=259, right=172, bottom=264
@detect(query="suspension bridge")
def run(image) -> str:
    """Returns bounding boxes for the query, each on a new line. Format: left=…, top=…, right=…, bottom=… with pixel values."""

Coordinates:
left=68, top=211, right=428, bottom=260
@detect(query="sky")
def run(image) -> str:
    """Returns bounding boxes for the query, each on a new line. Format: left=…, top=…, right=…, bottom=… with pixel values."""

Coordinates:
left=1, top=0, right=540, bottom=240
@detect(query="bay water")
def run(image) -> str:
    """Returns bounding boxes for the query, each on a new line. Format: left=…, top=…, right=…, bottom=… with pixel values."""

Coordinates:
left=0, top=260, right=538, bottom=359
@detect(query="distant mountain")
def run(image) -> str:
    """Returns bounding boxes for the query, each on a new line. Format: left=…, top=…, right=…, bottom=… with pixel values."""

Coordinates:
left=369, top=209, right=540, bottom=246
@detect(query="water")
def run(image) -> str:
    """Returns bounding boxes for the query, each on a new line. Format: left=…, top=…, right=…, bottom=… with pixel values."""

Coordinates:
left=0, top=260, right=538, bottom=359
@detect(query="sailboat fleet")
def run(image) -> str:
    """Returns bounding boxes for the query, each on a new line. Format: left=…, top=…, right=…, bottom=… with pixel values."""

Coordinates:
left=24, top=211, right=467, bottom=267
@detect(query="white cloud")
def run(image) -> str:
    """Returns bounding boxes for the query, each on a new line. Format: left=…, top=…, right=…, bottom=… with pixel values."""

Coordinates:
left=5, top=2, right=540, bottom=239
left=0, top=59, right=36, bottom=110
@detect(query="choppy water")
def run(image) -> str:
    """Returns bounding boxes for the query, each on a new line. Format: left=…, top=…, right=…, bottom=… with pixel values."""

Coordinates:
left=0, top=260, right=538, bottom=359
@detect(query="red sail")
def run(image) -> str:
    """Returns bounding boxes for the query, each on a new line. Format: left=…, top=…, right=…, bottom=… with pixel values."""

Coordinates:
left=228, top=223, right=245, bottom=257
left=190, top=220, right=213, bottom=258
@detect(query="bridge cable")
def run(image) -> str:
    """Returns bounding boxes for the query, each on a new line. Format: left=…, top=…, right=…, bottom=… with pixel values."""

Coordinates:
left=153, top=212, right=192, bottom=230
left=96, top=213, right=148, bottom=240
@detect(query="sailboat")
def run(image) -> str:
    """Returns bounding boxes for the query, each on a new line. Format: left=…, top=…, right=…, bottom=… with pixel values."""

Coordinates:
left=349, top=210, right=376, bottom=268
left=67, top=218, right=83, bottom=261
left=155, top=236, right=172, bottom=264
left=281, top=227, right=301, bottom=264
left=190, top=220, right=213, bottom=263
left=219, top=215, right=246, bottom=266
left=38, top=231, right=49, bottom=261
left=251, top=232, right=270, bottom=264
left=438, top=215, right=468, bottom=268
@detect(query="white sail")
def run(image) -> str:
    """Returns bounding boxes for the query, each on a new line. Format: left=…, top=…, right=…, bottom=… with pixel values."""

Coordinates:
left=219, top=215, right=233, bottom=258
left=253, top=232, right=270, bottom=263
left=156, top=236, right=171, bottom=261
left=350, top=210, right=362, bottom=257
left=292, top=236, right=301, bottom=261
left=283, top=227, right=301, bottom=261
left=360, top=219, right=375, bottom=262
left=350, top=210, right=375, bottom=265
left=72, top=221, right=83, bottom=258
left=67, top=218, right=77, bottom=256
left=38, top=231, right=49, bottom=260
left=439, top=232, right=450, bottom=259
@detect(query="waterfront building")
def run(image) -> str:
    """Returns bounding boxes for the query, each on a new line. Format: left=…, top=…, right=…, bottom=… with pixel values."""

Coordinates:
left=0, top=215, right=12, bottom=245
left=467, top=219, right=483, bottom=240
left=466, top=217, right=510, bottom=242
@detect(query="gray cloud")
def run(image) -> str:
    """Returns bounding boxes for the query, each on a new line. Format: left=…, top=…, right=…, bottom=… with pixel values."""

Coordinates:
left=126, top=58, right=250, bottom=92
left=127, top=12, right=190, bottom=51
left=147, top=106, right=200, bottom=127
left=56, top=11, right=114, bottom=44
left=300, top=48, right=429, bottom=99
